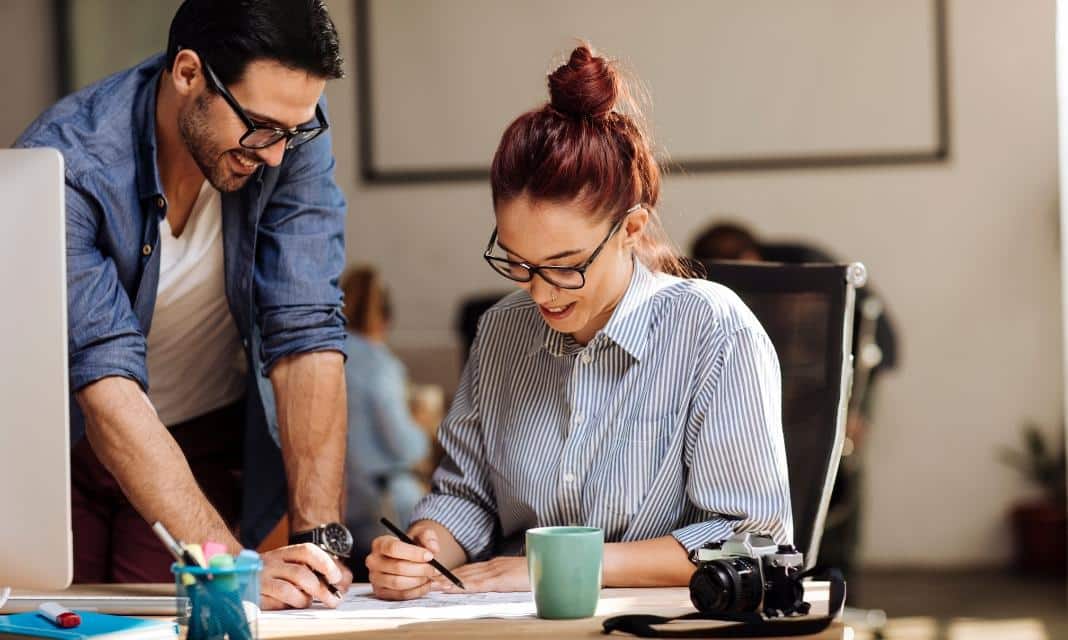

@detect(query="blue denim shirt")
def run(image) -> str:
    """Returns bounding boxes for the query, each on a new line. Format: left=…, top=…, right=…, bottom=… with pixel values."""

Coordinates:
left=13, top=54, right=348, bottom=546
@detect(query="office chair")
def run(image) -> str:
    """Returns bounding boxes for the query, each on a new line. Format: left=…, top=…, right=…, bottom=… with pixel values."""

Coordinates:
left=456, top=291, right=509, bottom=364
left=703, top=260, right=888, bottom=635
left=701, top=260, right=866, bottom=568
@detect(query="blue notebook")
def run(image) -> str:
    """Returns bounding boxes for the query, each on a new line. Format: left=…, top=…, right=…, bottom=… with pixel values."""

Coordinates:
left=0, top=611, right=177, bottom=640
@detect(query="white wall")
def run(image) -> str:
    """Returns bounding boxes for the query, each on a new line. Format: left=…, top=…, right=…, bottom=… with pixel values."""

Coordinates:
left=323, top=0, right=1064, bottom=567
left=2, top=0, right=1059, bottom=567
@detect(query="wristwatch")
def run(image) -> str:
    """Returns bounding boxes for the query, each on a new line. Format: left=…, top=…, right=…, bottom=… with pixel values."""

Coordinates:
left=289, top=522, right=353, bottom=559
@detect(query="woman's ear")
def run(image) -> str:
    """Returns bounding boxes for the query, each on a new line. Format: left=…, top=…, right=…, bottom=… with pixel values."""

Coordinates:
left=621, top=207, right=650, bottom=250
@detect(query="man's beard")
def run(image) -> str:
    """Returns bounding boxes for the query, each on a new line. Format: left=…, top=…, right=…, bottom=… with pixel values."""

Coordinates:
left=178, top=94, right=260, bottom=193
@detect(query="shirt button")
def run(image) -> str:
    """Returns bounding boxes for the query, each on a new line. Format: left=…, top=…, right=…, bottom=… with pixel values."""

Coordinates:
left=155, top=197, right=165, bottom=209
left=573, top=413, right=583, bottom=426
left=141, top=244, right=153, bottom=256
left=562, top=472, right=575, bottom=483
left=580, top=352, right=593, bottom=365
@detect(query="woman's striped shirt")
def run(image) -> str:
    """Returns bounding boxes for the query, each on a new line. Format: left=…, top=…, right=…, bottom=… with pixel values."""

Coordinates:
left=411, top=258, right=793, bottom=559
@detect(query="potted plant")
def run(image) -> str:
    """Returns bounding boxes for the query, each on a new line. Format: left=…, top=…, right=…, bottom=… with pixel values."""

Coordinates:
left=1000, top=421, right=1066, bottom=576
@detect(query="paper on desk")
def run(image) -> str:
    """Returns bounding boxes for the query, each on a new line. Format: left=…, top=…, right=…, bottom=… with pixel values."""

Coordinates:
left=260, top=585, right=537, bottom=620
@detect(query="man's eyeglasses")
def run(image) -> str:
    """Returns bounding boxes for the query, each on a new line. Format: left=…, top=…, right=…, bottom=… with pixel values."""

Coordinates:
left=483, top=204, right=643, bottom=290
left=198, top=54, right=329, bottom=150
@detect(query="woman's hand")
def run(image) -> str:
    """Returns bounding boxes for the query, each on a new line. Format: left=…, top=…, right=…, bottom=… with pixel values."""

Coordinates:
left=259, top=543, right=353, bottom=610
left=366, top=524, right=443, bottom=600
left=433, top=556, right=529, bottom=593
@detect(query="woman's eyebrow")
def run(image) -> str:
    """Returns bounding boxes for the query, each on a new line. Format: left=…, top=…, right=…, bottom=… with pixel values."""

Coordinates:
left=497, top=239, right=583, bottom=262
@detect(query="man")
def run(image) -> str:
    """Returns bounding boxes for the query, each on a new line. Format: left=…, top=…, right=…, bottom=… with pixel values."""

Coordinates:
left=16, top=0, right=355, bottom=609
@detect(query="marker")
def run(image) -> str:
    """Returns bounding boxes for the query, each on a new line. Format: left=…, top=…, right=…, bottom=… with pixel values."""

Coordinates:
left=203, top=541, right=228, bottom=561
left=38, top=602, right=80, bottom=628
left=184, top=544, right=208, bottom=569
left=379, top=517, right=465, bottom=591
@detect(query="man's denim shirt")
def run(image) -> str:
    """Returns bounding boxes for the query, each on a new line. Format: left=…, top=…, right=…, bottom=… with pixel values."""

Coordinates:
left=14, top=54, right=348, bottom=547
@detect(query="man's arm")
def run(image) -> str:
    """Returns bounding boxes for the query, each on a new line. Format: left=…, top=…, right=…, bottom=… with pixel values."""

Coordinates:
left=269, top=350, right=347, bottom=531
left=62, top=182, right=240, bottom=549
left=254, top=99, right=349, bottom=531
left=77, top=377, right=239, bottom=548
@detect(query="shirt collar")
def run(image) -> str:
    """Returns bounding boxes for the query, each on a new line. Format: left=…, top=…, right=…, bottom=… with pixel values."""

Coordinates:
left=598, top=257, right=660, bottom=361
left=535, top=256, right=661, bottom=362
left=133, top=55, right=168, bottom=214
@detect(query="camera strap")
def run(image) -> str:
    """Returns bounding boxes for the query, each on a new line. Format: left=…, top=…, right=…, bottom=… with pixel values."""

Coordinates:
left=602, top=567, right=846, bottom=638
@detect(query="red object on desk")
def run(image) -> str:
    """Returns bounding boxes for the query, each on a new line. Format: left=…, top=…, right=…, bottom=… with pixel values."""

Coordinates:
left=38, top=602, right=81, bottom=628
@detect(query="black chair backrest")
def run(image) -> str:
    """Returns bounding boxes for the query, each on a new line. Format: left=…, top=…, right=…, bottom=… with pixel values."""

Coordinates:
left=702, top=260, right=863, bottom=568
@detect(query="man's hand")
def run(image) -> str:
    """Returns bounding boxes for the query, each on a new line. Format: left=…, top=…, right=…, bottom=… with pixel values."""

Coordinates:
left=432, top=556, right=529, bottom=593
left=259, top=543, right=354, bottom=610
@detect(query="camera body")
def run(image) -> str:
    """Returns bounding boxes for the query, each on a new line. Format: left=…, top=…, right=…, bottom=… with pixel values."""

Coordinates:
left=689, top=532, right=809, bottom=619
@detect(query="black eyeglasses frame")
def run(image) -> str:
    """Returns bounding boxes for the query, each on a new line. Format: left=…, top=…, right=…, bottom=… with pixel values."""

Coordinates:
left=483, top=204, right=644, bottom=290
left=196, top=53, right=329, bottom=151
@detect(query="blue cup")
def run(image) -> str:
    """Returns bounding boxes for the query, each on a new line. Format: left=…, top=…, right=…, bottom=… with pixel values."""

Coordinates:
left=171, top=554, right=261, bottom=640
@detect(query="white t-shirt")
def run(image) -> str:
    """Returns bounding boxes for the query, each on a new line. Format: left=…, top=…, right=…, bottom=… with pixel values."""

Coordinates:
left=146, top=182, right=247, bottom=427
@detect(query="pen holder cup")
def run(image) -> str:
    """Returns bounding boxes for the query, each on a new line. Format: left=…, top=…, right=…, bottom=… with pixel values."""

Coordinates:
left=172, top=561, right=262, bottom=640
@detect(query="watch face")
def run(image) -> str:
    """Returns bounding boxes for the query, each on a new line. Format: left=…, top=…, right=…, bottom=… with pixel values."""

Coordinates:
left=322, top=522, right=353, bottom=555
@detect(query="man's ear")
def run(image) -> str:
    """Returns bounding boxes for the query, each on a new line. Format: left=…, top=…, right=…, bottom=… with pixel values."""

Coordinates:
left=170, top=48, right=206, bottom=98
left=621, top=207, right=650, bottom=250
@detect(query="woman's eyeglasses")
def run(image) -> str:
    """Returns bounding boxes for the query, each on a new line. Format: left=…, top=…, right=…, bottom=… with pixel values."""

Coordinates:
left=483, top=204, right=643, bottom=290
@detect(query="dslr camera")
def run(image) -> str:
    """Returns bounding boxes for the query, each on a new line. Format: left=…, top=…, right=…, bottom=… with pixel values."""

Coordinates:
left=689, top=532, right=809, bottom=619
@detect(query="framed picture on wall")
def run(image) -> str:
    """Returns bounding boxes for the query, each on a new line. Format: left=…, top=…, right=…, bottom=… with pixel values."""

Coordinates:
left=355, top=0, right=949, bottom=184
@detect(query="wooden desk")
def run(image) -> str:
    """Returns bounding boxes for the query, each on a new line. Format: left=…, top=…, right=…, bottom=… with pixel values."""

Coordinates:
left=5, top=584, right=850, bottom=640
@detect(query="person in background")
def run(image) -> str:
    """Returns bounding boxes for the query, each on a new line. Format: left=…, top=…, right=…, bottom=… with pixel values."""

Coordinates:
left=341, top=266, right=431, bottom=580
left=365, top=44, right=793, bottom=600
left=690, top=222, right=900, bottom=576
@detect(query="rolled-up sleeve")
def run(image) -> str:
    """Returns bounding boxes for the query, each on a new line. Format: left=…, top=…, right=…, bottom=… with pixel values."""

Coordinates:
left=673, top=327, right=793, bottom=552
left=255, top=99, right=348, bottom=375
left=410, top=333, right=498, bottom=561
left=65, top=183, right=148, bottom=392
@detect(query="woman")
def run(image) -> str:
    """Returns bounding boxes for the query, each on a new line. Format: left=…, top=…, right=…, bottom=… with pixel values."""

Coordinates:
left=366, top=45, right=792, bottom=600
left=341, top=267, right=430, bottom=576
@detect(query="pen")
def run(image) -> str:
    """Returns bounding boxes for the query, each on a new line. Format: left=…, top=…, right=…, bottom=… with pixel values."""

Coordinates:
left=379, top=517, right=466, bottom=591
left=311, top=569, right=343, bottom=601
left=38, top=602, right=80, bottom=628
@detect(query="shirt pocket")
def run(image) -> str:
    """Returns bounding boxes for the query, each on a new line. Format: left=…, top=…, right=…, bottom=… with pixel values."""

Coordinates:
left=600, top=411, right=677, bottom=515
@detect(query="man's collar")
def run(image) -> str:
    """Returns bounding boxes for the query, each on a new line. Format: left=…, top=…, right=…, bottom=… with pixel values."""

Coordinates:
left=133, top=55, right=167, bottom=213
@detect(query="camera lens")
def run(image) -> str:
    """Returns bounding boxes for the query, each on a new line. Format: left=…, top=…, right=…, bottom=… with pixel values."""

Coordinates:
left=689, top=557, right=763, bottom=614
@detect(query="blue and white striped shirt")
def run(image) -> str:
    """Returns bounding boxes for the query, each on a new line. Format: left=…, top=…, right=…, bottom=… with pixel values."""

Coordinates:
left=411, top=258, right=792, bottom=560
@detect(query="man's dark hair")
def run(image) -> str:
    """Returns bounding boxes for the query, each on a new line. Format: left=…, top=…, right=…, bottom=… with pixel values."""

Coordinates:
left=165, top=0, right=344, bottom=86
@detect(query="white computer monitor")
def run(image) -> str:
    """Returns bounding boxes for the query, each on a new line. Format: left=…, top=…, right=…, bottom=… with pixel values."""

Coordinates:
left=0, top=148, right=73, bottom=591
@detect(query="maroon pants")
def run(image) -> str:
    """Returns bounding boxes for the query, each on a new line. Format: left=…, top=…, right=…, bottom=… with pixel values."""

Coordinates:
left=71, top=401, right=244, bottom=583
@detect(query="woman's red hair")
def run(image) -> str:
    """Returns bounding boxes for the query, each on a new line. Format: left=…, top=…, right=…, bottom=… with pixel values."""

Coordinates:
left=490, top=44, right=693, bottom=277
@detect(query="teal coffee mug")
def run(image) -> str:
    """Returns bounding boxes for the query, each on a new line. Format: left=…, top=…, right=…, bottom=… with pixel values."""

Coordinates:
left=526, top=526, right=604, bottom=619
